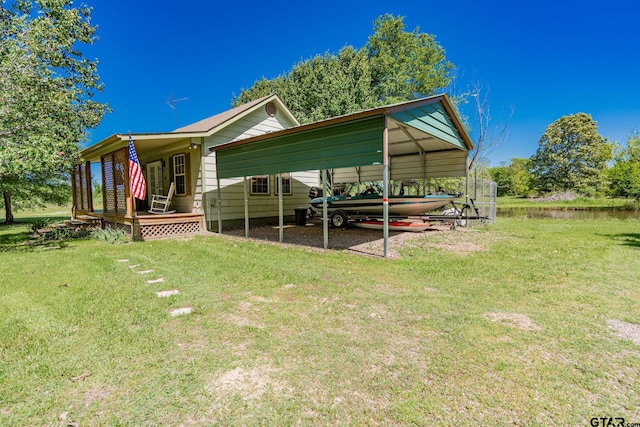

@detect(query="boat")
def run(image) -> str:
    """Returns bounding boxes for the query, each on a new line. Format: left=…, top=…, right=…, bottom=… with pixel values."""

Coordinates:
left=351, top=219, right=431, bottom=232
left=309, top=192, right=455, bottom=219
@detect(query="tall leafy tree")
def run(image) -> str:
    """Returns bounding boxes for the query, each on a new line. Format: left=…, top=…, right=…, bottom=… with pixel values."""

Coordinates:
left=365, top=14, right=453, bottom=104
left=0, top=0, right=109, bottom=223
left=529, top=113, right=612, bottom=195
left=489, top=157, right=532, bottom=196
left=233, top=14, right=453, bottom=123
left=607, top=133, right=640, bottom=199
left=233, top=46, right=376, bottom=124
left=283, top=47, right=377, bottom=124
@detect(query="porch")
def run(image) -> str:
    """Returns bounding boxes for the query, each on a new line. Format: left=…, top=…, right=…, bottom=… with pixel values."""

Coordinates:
left=71, top=141, right=204, bottom=241
left=103, top=211, right=205, bottom=240
left=72, top=209, right=205, bottom=241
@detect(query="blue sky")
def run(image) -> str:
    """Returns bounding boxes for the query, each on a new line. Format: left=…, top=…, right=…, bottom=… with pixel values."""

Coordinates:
left=84, top=0, right=640, bottom=165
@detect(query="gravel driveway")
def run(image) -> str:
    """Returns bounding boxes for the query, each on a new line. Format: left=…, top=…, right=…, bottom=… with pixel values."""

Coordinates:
left=223, top=217, right=452, bottom=258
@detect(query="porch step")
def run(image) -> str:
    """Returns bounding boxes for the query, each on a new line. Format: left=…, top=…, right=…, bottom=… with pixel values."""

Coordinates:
left=76, top=215, right=102, bottom=227
left=35, top=228, right=53, bottom=235
left=64, top=219, right=90, bottom=229
left=32, top=224, right=70, bottom=237
left=50, top=223, right=71, bottom=229
left=33, top=218, right=100, bottom=239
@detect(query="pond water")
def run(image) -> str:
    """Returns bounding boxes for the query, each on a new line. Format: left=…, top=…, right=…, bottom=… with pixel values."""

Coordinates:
left=497, top=208, right=639, bottom=220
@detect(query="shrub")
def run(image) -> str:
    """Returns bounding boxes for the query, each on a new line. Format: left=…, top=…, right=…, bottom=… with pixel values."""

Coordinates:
left=91, top=227, right=129, bottom=244
left=30, top=218, right=58, bottom=232
left=44, top=227, right=93, bottom=241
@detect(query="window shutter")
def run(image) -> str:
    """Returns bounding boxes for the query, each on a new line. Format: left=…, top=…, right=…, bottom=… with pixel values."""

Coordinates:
left=169, top=155, right=174, bottom=184
left=185, top=152, right=191, bottom=195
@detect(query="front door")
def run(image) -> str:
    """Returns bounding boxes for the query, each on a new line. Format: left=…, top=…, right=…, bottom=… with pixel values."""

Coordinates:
left=146, top=161, right=164, bottom=199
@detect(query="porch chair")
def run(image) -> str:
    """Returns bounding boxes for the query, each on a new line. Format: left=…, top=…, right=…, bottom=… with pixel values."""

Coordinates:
left=148, top=182, right=176, bottom=214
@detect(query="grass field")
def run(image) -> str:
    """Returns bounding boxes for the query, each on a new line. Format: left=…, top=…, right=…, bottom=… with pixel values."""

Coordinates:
left=497, top=196, right=637, bottom=210
left=1, top=213, right=639, bottom=425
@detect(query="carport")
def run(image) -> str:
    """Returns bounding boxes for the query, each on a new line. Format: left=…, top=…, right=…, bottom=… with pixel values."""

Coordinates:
left=209, top=94, right=474, bottom=257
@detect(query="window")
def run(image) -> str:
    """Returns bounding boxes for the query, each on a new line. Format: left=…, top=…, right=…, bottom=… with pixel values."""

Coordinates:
left=173, top=153, right=186, bottom=195
left=251, top=175, right=269, bottom=194
left=275, top=173, right=292, bottom=195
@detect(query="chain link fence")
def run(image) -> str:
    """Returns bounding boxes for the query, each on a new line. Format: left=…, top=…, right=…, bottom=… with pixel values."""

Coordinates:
left=468, top=177, right=497, bottom=225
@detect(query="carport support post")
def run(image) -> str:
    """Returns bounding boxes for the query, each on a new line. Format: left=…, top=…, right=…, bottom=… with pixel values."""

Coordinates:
left=465, top=157, right=470, bottom=205
left=278, top=173, right=283, bottom=243
left=383, top=116, right=390, bottom=258
left=243, top=176, right=249, bottom=237
left=322, top=169, right=328, bottom=249
left=216, top=176, right=223, bottom=233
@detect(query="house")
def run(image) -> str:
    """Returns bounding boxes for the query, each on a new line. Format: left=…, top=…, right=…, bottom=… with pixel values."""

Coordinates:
left=72, top=93, right=474, bottom=252
left=72, top=94, right=318, bottom=239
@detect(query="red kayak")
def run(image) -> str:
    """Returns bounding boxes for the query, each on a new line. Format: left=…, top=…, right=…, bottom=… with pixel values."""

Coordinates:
left=351, top=220, right=430, bottom=232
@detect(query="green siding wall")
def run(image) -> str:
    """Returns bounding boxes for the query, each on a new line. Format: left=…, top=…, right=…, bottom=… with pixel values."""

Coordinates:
left=216, top=116, right=384, bottom=179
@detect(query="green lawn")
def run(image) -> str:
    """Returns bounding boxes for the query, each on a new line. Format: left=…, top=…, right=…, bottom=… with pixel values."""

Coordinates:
left=497, top=196, right=636, bottom=210
left=1, top=215, right=639, bottom=425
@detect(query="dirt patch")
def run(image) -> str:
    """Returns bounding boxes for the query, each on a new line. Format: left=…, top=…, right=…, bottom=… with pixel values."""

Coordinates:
left=608, top=319, right=640, bottom=345
left=84, top=386, right=115, bottom=406
left=206, top=366, right=283, bottom=400
left=223, top=218, right=455, bottom=258
left=407, top=227, right=487, bottom=255
left=225, top=314, right=265, bottom=329
left=224, top=301, right=266, bottom=329
left=432, top=240, right=484, bottom=255
left=529, top=191, right=577, bottom=202
left=483, top=312, right=542, bottom=331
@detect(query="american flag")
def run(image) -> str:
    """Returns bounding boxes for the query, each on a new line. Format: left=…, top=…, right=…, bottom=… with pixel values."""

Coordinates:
left=128, top=135, right=146, bottom=200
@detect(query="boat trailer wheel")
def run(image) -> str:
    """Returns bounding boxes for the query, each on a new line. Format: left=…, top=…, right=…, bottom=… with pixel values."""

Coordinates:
left=330, top=210, right=348, bottom=228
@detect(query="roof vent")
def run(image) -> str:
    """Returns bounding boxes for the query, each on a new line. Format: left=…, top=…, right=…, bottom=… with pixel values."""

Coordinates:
left=265, top=102, right=277, bottom=117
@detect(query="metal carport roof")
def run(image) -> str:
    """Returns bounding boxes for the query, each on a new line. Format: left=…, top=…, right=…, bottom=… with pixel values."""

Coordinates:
left=210, top=94, right=473, bottom=178
left=208, top=93, right=474, bottom=257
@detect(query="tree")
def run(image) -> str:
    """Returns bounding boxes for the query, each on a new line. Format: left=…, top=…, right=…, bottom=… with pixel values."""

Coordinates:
left=510, top=158, right=533, bottom=196
left=0, top=0, right=109, bottom=223
left=607, top=133, right=640, bottom=199
left=489, top=158, right=532, bottom=196
left=284, top=47, right=377, bottom=124
left=529, top=113, right=612, bottom=195
left=233, top=47, right=375, bottom=124
left=233, top=14, right=453, bottom=122
left=458, top=80, right=513, bottom=171
left=365, top=14, right=454, bottom=105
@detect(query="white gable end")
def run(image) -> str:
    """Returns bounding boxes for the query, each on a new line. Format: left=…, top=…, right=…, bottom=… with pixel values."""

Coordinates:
left=205, top=105, right=297, bottom=150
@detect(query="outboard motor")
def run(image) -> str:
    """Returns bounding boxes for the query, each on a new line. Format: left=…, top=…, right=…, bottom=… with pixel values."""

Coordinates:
left=308, top=186, right=323, bottom=199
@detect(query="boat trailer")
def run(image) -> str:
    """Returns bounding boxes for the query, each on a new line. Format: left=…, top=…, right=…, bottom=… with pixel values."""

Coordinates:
left=420, top=199, right=489, bottom=229
left=317, top=199, right=489, bottom=230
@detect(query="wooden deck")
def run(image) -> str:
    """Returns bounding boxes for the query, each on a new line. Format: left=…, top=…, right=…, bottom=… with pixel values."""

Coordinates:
left=74, top=210, right=205, bottom=240
left=132, top=211, right=205, bottom=240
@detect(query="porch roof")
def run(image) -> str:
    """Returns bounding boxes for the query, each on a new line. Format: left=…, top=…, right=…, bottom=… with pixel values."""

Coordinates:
left=80, top=94, right=297, bottom=162
left=80, top=133, right=196, bottom=162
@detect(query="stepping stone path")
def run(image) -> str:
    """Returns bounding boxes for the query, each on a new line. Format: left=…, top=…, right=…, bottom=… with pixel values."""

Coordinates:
left=157, top=289, right=179, bottom=298
left=170, top=307, right=192, bottom=317
left=117, top=258, right=192, bottom=318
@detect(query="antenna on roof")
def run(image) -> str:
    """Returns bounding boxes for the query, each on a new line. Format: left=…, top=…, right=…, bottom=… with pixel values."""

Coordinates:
left=166, top=94, right=189, bottom=128
left=166, top=94, right=189, bottom=109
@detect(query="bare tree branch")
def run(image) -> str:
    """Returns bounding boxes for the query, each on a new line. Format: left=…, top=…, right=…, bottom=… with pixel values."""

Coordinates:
left=448, top=76, right=513, bottom=171
left=466, top=81, right=513, bottom=170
